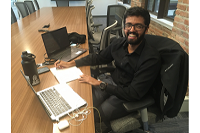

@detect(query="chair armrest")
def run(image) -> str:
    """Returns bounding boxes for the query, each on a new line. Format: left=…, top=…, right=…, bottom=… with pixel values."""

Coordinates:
left=91, top=24, right=103, bottom=27
left=99, top=66, right=115, bottom=74
left=123, top=96, right=155, bottom=112
left=112, top=26, right=122, bottom=31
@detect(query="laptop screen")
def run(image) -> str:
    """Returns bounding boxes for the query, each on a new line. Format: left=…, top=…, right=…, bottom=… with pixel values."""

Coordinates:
left=41, top=27, right=70, bottom=57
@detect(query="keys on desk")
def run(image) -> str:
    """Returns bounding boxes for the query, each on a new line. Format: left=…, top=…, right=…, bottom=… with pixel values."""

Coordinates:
left=38, top=29, right=49, bottom=32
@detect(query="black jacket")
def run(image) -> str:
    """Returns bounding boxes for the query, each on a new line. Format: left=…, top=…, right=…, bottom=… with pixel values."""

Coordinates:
left=145, top=34, right=189, bottom=118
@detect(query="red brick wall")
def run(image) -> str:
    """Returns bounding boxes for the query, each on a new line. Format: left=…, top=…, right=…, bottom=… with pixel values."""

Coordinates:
left=171, top=0, right=189, bottom=54
left=129, top=0, right=189, bottom=54
left=131, top=0, right=146, bottom=8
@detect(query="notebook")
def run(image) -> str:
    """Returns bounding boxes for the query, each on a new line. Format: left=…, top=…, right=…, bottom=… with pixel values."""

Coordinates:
left=50, top=66, right=83, bottom=84
left=41, top=27, right=87, bottom=62
left=20, top=69, right=87, bottom=121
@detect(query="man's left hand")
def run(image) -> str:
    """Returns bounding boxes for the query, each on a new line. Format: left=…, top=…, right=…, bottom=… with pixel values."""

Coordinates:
left=78, top=74, right=101, bottom=86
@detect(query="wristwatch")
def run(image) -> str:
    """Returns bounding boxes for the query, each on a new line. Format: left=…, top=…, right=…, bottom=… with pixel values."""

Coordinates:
left=99, top=81, right=107, bottom=91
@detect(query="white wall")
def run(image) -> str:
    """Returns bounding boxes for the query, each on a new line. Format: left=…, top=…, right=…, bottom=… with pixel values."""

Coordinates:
left=16, top=0, right=56, bottom=7
left=36, top=0, right=86, bottom=8
left=17, top=0, right=86, bottom=8
left=37, top=0, right=57, bottom=7
left=92, top=0, right=118, bottom=16
left=16, top=0, right=118, bottom=16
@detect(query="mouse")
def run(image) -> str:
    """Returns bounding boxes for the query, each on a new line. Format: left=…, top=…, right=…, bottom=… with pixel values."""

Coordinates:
left=58, top=120, right=69, bottom=130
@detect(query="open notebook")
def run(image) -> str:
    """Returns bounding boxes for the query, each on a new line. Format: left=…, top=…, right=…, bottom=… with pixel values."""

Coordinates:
left=20, top=69, right=86, bottom=121
left=50, top=66, right=83, bottom=84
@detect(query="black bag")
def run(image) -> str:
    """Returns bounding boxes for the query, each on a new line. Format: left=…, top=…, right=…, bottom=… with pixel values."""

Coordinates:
left=68, top=32, right=86, bottom=44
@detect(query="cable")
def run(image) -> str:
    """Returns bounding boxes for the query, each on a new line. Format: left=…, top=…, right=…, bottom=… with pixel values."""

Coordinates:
left=65, top=106, right=102, bottom=133
left=87, top=107, right=102, bottom=133
left=67, top=101, right=89, bottom=126
left=42, top=53, right=57, bottom=65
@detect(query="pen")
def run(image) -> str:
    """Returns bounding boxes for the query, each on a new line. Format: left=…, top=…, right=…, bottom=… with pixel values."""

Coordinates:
left=56, top=59, right=61, bottom=69
left=76, top=43, right=80, bottom=48
left=56, top=53, right=64, bottom=69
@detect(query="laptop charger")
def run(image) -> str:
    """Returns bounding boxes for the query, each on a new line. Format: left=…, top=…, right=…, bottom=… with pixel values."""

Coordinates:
left=58, top=120, right=69, bottom=130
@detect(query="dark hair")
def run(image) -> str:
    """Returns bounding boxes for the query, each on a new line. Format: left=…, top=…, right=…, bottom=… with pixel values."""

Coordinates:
left=123, top=7, right=150, bottom=27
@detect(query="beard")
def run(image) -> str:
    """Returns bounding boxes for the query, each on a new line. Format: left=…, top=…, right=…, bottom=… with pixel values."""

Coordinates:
left=125, top=31, right=146, bottom=45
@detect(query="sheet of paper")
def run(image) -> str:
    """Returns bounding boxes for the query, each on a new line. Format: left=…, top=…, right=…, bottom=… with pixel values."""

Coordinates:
left=50, top=66, right=83, bottom=83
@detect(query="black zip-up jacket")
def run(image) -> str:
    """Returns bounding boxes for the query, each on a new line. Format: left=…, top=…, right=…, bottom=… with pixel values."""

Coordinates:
left=144, top=34, right=189, bottom=118
left=75, top=37, right=161, bottom=101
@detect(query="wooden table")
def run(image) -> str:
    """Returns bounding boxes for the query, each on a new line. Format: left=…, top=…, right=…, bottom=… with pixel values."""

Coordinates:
left=11, top=7, right=95, bottom=133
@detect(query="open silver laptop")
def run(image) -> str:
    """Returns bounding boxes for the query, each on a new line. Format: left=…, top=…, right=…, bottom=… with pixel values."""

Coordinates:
left=20, top=69, right=87, bottom=121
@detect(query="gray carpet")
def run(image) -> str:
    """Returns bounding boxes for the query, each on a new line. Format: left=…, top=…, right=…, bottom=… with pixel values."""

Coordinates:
left=95, top=112, right=188, bottom=133
left=93, top=16, right=107, bottom=32
left=148, top=112, right=189, bottom=133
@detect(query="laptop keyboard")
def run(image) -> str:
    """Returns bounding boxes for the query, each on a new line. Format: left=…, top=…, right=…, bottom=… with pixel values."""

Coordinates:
left=53, top=48, right=71, bottom=59
left=40, top=88, right=72, bottom=117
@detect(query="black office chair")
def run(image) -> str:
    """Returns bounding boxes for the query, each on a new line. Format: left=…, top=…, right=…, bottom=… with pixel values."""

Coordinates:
left=86, top=0, right=102, bottom=33
left=33, top=0, right=40, bottom=10
left=92, top=20, right=118, bottom=52
left=109, top=34, right=189, bottom=133
left=24, top=1, right=36, bottom=14
left=11, top=7, right=17, bottom=24
left=86, top=0, right=93, bottom=18
left=89, top=20, right=117, bottom=77
left=107, top=5, right=127, bottom=38
left=15, top=2, right=29, bottom=18
left=87, top=4, right=102, bottom=45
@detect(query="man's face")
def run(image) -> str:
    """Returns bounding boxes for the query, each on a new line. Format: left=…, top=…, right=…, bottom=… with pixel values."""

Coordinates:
left=124, top=16, right=148, bottom=45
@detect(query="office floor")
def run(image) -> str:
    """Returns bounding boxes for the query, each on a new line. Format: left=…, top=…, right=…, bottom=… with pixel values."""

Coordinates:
left=148, top=112, right=189, bottom=133
left=92, top=16, right=107, bottom=32
left=94, top=112, right=188, bottom=133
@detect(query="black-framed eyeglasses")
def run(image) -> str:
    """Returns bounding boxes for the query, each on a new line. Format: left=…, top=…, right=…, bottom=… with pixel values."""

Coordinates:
left=124, top=23, right=147, bottom=31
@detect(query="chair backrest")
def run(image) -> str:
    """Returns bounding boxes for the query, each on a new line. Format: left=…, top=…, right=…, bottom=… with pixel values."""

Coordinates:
left=33, top=0, right=40, bottom=10
left=85, top=0, right=88, bottom=13
left=88, top=5, right=95, bottom=28
left=11, top=7, right=17, bottom=24
left=99, top=20, right=118, bottom=50
left=107, top=5, right=126, bottom=37
left=24, top=1, right=36, bottom=14
left=122, top=18, right=125, bottom=37
left=144, top=34, right=189, bottom=118
left=86, top=0, right=93, bottom=18
left=87, top=5, right=95, bottom=40
left=15, top=2, right=29, bottom=18
left=56, top=1, right=69, bottom=7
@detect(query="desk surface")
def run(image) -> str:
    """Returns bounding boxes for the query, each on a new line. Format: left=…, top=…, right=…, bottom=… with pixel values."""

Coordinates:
left=11, top=7, right=95, bottom=133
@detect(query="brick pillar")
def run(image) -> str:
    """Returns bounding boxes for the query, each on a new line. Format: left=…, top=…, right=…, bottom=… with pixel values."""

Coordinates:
left=171, top=0, right=189, bottom=54
left=131, top=0, right=146, bottom=8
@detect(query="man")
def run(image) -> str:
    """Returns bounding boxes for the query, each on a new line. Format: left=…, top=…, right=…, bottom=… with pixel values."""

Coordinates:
left=55, top=7, right=161, bottom=132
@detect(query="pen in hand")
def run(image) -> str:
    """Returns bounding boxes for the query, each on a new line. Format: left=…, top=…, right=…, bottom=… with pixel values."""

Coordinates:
left=55, top=59, right=76, bottom=69
left=56, top=59, right=61, bottom=69
left=56, top=53, right=65, bottom=69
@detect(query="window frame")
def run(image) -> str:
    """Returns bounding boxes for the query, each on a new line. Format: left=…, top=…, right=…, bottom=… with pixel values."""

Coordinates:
left=145, top=0, right=176, bottom=21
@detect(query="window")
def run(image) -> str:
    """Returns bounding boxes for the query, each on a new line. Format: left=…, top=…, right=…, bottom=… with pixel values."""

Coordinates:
left=146, top=0, right=178, bottom=20
left=123, top=0, right=131, bottom=5
left=167, top=0, right=178, bottom=19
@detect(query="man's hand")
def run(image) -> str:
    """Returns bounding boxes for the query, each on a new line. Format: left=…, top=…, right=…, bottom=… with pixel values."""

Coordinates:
left=54, top=60, right=76, bottom=69
left=78, top=74, right=102, bottom=86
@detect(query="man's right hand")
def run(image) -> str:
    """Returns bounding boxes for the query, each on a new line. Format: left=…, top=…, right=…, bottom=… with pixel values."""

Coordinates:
left=54, top=60, right=76, bottom=69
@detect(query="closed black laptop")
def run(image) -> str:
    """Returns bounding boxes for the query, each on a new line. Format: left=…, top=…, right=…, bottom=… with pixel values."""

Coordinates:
left=41, top=27, right=86, bottom=62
